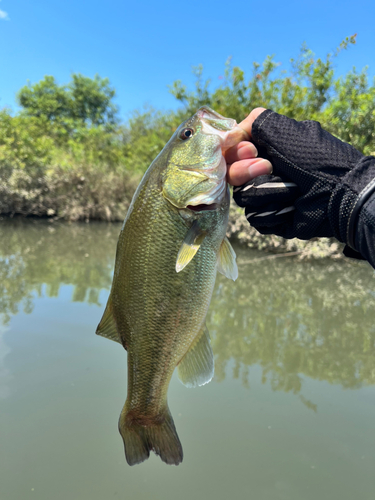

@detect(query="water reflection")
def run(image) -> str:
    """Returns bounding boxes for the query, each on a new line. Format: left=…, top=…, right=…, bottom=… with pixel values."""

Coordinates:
left=1, top=218, right=375, bottom=398
left=0, top=218, right=119, bottom=323
left=210, top=251, right=375, bottom=399
left=0, top=322, right=11, bottom=399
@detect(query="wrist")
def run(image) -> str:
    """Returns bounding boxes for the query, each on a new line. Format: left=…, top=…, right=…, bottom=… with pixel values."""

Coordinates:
left=328, top=156, right=375, bottom=248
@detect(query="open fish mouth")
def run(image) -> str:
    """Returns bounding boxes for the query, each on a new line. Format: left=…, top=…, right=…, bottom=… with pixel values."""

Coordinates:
left=198, top=107, right=249, bottom=151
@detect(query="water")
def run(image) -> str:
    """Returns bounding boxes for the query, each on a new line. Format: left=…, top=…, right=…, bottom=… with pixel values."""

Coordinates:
left=1, top=218, right=375, bottom=500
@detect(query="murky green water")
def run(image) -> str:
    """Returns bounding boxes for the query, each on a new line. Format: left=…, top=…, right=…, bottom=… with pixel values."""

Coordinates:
left=1, top=218, right=375, bottom=500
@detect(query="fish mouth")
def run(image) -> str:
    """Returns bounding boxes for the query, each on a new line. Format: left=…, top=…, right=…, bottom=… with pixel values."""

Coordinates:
left=197, top=107, right=250, bottom=151
left=187, top=203, right=219, bottom=212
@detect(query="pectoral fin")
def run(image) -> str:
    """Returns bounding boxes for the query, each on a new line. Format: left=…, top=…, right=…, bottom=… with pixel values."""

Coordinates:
left=177, top=325, right=214, bottom=388
left=96, top=295, right=122, bottom=346
left=176, top=220, right=207, bottom=273
left=217, top=237, right=238, bottom=281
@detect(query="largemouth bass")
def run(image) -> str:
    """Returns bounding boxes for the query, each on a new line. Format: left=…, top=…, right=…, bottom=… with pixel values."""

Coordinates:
left=96, top=107, right=248, bottom=466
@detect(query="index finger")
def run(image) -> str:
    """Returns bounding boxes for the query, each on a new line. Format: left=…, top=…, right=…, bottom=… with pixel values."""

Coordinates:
left=225, top=141, right=258, bottom=165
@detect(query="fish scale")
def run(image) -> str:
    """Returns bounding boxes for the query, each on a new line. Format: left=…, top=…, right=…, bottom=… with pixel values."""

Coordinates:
left=118, top=186, right=220, bottom=406
left=96, top=107, right=245, bottom=465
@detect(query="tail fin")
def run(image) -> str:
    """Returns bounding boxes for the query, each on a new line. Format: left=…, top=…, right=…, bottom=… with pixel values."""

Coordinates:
left=119, top=405, right=183, bottom=466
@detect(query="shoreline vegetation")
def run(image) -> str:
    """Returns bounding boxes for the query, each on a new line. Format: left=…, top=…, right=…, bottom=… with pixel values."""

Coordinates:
left=1, top=36, right=374, bottom=259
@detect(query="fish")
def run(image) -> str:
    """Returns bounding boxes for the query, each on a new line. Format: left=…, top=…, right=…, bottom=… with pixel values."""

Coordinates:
left=96, top=107, right=249, bottom=466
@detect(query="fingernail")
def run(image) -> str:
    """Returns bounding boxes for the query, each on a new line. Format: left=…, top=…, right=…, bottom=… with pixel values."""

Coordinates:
left=248, top=159, right=273, bottom=179
left=238, top=142, right=258, bottom=159
left=249, top=143, right=258, bottom=158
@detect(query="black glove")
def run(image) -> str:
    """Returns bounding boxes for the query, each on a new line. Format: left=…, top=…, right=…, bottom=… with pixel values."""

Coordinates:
left=233, top=109, right=375, bottom=257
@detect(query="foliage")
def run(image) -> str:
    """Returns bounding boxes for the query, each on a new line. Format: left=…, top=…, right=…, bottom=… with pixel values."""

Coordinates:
left=1, top=37, right=374, bottom=227
left=121, top=107, right=183, bottom=174
left=0, top=74, right=136, bottom=220
left=170, top=34, right=375, bottom=155
left=18, top=73, right=118, bottom=127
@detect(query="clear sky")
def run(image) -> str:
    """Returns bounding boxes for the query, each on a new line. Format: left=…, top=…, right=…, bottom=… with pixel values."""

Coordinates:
left=0, top=0, right=374, bottom=120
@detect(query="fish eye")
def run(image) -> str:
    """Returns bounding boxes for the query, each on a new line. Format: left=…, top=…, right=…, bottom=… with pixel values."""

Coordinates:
left=180, top=128, right=194, bottom=140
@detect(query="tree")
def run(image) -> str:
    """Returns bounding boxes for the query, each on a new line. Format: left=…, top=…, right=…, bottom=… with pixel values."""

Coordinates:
left=169, top=35, right=375, bottom=156
left=68, top=74, right=118, bottom=126
left=17, top=75, right=70, bottom=122
left=2, top=37, right=374, bottom=222
left=17, top=73, right=118, bottom=127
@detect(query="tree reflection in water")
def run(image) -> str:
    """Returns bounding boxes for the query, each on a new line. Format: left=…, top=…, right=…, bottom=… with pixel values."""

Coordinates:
left=1, top=218, right=375, bottom=401
left=209, top=248, right=375, bottom=405
left=0, top=218, right=119, bottom=323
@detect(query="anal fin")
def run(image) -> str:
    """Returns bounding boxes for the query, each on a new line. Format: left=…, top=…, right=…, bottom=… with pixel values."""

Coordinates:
left=177, top=325, right=214, bottom=388
left=96, top=295, right=122, bottom=345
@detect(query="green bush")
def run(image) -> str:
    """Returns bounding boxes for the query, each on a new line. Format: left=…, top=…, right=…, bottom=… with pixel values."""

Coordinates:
left=1, top=36, right=374, bottom=237
left=170, top=35, right=375, bottom=156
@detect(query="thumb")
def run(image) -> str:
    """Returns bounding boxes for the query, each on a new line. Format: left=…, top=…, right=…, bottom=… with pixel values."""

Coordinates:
left=238, top=108, right=267, bottom=140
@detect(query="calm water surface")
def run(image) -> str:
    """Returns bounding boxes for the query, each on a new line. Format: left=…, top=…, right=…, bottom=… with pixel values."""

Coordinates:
left=1, top=219, right=375, bottom=500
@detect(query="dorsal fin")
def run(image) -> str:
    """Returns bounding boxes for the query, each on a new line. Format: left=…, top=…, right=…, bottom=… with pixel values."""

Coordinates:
left=96, top=295, right=122, bottom=345
left=177, top=325, right=214, bottom=388
left=217, top=237, right=238, bottom=281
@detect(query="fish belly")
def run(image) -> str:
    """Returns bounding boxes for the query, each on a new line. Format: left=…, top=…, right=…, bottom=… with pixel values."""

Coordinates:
left=116, top=190, right=217, bottom=407
left=111, top=187, right=220, bottom=465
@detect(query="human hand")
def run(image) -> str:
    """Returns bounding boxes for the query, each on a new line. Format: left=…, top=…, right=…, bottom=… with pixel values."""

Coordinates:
left=226, top=108, right=271, bottom=186
left=229, top=108, right=368, bottom=247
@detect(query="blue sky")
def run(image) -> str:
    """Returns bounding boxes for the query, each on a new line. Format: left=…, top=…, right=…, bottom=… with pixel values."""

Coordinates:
left=0, top=0, right=374, bottom=121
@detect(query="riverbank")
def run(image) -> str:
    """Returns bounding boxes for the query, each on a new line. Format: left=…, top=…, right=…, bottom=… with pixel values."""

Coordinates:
left=0, top=166, right=139, bottom=222
left=0, top=179, right=344, bottom=260
left=226, top=203, right=344, bottom=260
left=2, top=40, right=373, bottom=262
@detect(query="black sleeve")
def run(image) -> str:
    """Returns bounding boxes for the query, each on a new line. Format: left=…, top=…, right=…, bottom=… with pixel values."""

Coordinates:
left=349, top=185, right=375, bottom=268
left=239, top=109, right=375, bottom=269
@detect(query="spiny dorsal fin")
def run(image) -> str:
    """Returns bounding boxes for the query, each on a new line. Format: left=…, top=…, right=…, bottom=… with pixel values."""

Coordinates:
left=217, top=237, right=238, bottom=281
left=177, top=325, right=214, bottom=388
left=96, top=295, right=122, bottom=345
left=176, top=220, right=207, bottom=273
